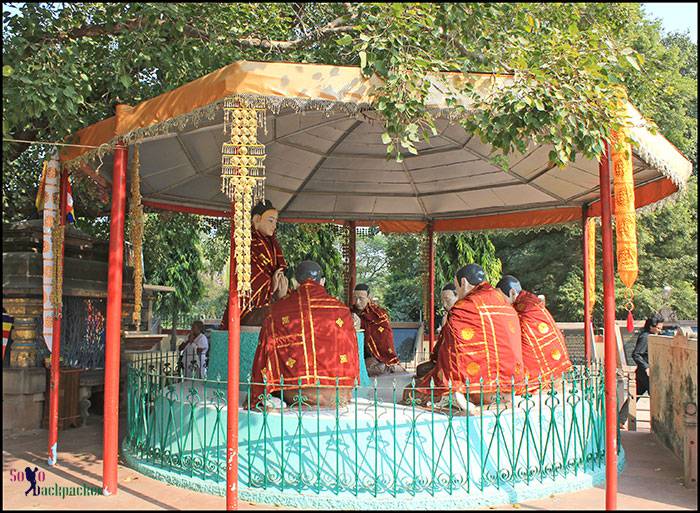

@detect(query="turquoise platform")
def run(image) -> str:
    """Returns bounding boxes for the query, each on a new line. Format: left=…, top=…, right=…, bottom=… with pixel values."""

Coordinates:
left=124, top=363, right=622, bottom=509
left=207, top=328, right=371, bottom=387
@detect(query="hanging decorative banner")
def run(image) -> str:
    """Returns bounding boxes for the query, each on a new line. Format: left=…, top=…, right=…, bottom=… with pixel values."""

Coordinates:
left=585, top=217, right=596, bottom=315
left=610, top=127, right=638, bottom=332
left=222, top=96, right=267, bottom=304
left=129, top=145, right=144, bottom=327
left=41, top=157, right=60, bottom=351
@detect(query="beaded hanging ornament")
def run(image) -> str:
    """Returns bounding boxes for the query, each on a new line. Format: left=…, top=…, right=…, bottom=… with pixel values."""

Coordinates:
left=419, top=229, right=431, bottom=324
left=128, top=145, right=145, bottom=328
left=341, top=223, right=353, bottom=301
left=222, top=96, right=267, bottom=305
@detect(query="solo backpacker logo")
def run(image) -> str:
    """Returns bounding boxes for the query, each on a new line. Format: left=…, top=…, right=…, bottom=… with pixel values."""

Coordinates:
left=9, top=466, right=101, bottom=498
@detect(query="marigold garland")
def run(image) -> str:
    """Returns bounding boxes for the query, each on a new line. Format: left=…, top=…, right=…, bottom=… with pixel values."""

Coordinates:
left=128, top=145, right=144, bottom=327
left=222, top=96, right=267, bottom=307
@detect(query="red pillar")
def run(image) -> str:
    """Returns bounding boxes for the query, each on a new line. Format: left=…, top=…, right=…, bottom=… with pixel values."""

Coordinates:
left=47, top=162, right=68, bottom=466
left=226, top=203, right=241, bottom=510
left=428, top=222, right=436, bottom=352
left=102, top=141, right=128, bottom=496
left=348, top=221, right=357, bottom=304
left=599, top=140, right=618, bottom=510
left=582, top=205, right=592, bottom=365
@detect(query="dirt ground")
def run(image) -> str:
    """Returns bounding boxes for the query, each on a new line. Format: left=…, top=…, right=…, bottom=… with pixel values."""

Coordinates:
left=3, top=397, right=697, bottom=510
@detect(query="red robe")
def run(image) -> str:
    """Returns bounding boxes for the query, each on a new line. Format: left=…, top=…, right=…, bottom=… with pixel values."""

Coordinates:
left=415, top=282, right=524, bottom=400
left=250, top=280, right=359, bottom=403
left=513, top=290, right=572, bottom=387
left=220, top=229, right=287, bottom=328
left=353, top=302, right=400, bottom=367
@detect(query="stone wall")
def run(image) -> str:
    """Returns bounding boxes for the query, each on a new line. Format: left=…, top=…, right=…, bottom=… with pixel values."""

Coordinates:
left=649, top=331, right=698, bottom=464
left=2, top=368, right=46, bottom=431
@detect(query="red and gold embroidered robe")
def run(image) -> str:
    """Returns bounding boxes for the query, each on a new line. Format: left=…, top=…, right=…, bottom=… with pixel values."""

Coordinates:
left=220, top=229, right=287, bottom=328
left=415, top=282, right=524, bottom=400
left=353, top=302, right=400, bottom=367
left=249, top=280, right=359, bottom=404
left=513, top=290, right=572, bottom=387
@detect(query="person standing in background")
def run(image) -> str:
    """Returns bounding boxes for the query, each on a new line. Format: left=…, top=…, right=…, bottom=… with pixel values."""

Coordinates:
left=632, top=314, right=664, bottom=396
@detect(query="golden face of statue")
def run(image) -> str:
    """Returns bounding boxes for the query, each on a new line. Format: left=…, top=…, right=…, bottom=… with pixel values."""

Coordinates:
left=253, top=209, right=278, bottom=236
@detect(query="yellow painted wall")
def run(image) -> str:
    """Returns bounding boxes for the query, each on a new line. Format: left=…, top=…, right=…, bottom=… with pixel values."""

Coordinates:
left=649, top=332, right=698, bottom=461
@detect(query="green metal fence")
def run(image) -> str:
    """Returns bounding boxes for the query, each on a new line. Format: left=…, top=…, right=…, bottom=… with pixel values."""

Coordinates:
left=125, top=352, right=609, bottom=497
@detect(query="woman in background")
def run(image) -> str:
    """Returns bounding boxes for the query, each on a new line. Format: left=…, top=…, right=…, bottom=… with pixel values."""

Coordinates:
left=632, top=314, right=664, bottom=396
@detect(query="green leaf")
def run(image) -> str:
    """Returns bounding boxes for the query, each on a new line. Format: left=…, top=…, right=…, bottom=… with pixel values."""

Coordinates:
left=119, top=74, right=132, bottom=88
left=359, top=50, right=367, bottom=69
left=625, top=54, right=640, bottom=72
left=336, top=34, right=352, bottom=46
left=2, top=65, right=13, bottom=77
left=381, top=132, right=392, bottom=144
left=568, top=24, right=579, bottom=36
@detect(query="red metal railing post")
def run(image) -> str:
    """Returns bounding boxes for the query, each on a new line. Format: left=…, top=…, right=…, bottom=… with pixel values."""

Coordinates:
left=428, top=222, right=436, bottom=352
left=348, top=221, right=357, bottom=304
left=102, top=141, right=128, bottom=496
left=226, top=203, right=241, bottom=510
left=47, top=161, right=68, bottom=466
left=599, top=140, right=618, bottom=510
left=582, top=205, right=592, bottom=365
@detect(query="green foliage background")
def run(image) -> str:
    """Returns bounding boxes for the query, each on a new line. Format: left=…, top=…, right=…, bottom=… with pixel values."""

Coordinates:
left=2, top=3, right=696, bottom=324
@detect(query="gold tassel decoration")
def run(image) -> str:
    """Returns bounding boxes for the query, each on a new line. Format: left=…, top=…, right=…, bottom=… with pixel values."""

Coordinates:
left=420, top=228, right=431, bottom=324
left=51, top=208, right=65, bottom=315
left=610, top=126, right=638, bottom=331
left=585, top=217, right=596, bottom=315
left=128, top=145, right=144, bottom=328
left=222, top=96, right=267, bottom=304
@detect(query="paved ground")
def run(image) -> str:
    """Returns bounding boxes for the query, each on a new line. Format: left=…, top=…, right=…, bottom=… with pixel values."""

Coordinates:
left=3, top=398, right=696, bottom=510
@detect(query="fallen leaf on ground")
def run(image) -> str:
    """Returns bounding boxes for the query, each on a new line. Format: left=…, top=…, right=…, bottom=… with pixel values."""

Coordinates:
left=654, top=467, right=662, bottom=472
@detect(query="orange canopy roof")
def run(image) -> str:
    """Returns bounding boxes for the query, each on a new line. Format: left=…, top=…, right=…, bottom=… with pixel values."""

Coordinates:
left=61, top=61, right=693, bottom=233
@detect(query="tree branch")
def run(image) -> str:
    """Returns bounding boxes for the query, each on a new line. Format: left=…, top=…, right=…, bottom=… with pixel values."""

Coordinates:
left=33, top=12, right=357, bottom=53
left=238, top=22, right=355, bottom=50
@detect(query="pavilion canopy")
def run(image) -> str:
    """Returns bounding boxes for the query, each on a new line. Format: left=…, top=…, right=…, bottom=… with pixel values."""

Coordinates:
left=61, top=61, right=693, bottom=232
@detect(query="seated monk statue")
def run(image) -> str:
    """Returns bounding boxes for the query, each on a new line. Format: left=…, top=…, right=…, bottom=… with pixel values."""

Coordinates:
left=248, top=261, right=359, bottom=409
left=405, top=264, right=524, bottom=411
left=351, top=284, right=405, bottom=377
left=496, top=275, right=572, bottom=392
left=220, top=200, right=288, bottom=328
left=416, top=282, right=458, bottom=379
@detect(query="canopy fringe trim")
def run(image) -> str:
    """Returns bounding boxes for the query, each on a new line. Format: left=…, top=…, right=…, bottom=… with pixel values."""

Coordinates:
left=63, top=94, right=477, bottom=173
